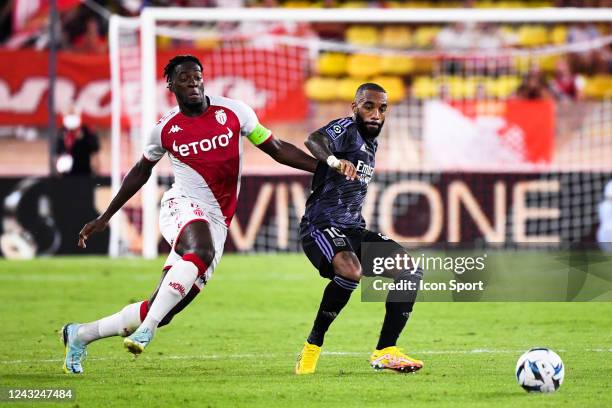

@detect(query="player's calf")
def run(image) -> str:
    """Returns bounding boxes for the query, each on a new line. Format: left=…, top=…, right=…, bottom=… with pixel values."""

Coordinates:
left=377, top=268, right=421, bottom=349
left=158, top=284, right=200, bottom=328
left=126, top=252, right=208, bottom=355
left=298, top=273, right=359, bottom=374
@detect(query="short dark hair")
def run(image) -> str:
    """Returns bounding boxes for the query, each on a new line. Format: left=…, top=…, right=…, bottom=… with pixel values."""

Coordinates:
left=355, top=83, right=386, bottom=98
left=163, top=55, right=203, bottom=83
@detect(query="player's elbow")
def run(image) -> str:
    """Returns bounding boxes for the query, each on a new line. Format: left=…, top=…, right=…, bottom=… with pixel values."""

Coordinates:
left=268, top=140, right=288, bottom=164
left=304, top=134, right=317, bottom=154
left=129, top=159, right=154, bottom=185
left=137, top=162, right=153, bottom=179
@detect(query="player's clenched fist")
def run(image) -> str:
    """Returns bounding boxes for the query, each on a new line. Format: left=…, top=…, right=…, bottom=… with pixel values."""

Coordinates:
left=338, top=159, right=357, bottom=180
left=78, top=217, right=108, bottom=248
left=327, top=155, right=357, bottom=181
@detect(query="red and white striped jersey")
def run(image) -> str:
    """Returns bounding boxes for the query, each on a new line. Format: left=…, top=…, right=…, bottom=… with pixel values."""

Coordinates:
left=144, top=95, right=272, bottom=227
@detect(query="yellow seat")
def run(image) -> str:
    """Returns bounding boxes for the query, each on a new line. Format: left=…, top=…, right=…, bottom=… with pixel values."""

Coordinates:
left=435, top=76, right=475, bottom=100
left=513, top=55, right=534, bottom=74
left=483, top=77, right=501, bottom=98
left=347, top=54, right=382, bottom=78
left=341, top=1, right=368, bottom=7
left=413, top=26, right=440, bottom=48
left=304, top=77, right=339, bottom=101
left=474, top=0, right=497, bottom=7
left=193, top=36, right=219, bottom=50
left=494, top=76, right=520, bottom=99
left=459, top=76, right=478, bottom=100
left=517, top=25, right=549, bottom=47
left=550, top=25, right=567, bottom=45
left=507, top=76, right=521, bottom=96
left=156, top=35, right=172, bottom=50
left=585, top=75, right=612, bottom=99
left=446, top=76, right=463, bottom=99
left=380, top=55, right=414, bottom=75
left=583, top=76, right=598, bottom=99
left=380, top=26, right=412, bottom=49
left=412, top=76, right=437, bottom=99
left=337, top=77, right=366, bottom=101
left=371, top=76, right=406, bottom=103
left=316, top=53, right=348, bottom=77
left=283, top=1, right=320, bottom=7
left=538, top=55, right=559, bottom=73
left=345, top=25, right=379, bottom=47
left=412, top=57, right=435, bottom=73
left=384, top=1, right=409, bottom=7
left=603, top=76, right=612, bottom=98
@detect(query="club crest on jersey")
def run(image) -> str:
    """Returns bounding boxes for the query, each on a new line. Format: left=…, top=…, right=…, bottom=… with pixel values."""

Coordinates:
left=172, top=127, right=234, bottom=157
left=215, top=109, right=227, bottom=125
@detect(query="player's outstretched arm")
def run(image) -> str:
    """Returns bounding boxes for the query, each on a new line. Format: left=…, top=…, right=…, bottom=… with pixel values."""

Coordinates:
left=78, top=157, right=157, bottom=248
left=257, top=136, right=318, bottom=173
left=304, top=131, right=357, bottom=180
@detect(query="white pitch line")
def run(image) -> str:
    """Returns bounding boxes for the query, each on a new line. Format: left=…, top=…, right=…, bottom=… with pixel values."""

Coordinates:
left=2, top=348, right=611, bottom=365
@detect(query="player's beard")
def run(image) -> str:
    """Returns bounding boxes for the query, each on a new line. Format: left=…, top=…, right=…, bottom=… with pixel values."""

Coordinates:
left=179, top=86, right=206, bottom=114
left=355, top=114, right=383, bottom=138
left=184, top=99, right=204, bottom=110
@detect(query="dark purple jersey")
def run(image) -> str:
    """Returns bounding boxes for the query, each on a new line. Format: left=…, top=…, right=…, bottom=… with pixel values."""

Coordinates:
left=300, top=117, right=377, bottom=236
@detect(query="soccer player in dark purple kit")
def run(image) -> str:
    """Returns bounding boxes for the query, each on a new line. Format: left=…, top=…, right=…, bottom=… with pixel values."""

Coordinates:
left=295, top=83, right=424, bottom=374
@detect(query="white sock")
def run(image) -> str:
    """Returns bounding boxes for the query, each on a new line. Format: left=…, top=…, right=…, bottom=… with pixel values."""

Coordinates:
left=76, top=301, right=146, bottom=344
left=139, top=259, right=199, bottom=333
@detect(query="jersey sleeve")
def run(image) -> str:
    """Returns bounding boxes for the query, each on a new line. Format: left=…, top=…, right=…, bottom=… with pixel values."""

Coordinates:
left=314, top=118, right=353, bottom=153
left=234, top=100, right=272, bottom=146
left=143, top=122, right=166, bottom=162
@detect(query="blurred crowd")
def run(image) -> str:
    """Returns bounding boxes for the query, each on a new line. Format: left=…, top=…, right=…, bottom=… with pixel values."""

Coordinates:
left=0, top=0, right=610, bottom=104
left=1, top=0, right=611, bottom=54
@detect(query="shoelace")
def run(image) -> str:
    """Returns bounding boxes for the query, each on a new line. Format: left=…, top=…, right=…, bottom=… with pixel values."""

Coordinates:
left=71, top=347, right=87, bottom=366
left=388, top=348, right=413, bottom=365
left=134, top=329, right=151, bottom=342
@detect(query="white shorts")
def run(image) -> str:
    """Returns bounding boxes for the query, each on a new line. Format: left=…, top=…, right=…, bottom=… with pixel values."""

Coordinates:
left=159, top=191, right=227, bottom=288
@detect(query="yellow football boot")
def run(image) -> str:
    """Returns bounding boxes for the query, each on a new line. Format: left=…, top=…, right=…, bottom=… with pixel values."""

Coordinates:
left=295, top=342, right=321, bottom=374
left=370, top=346, right=423, bottom=373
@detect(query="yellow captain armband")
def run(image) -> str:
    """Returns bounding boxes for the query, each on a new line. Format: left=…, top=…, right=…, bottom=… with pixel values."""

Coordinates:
left=246, top=123, right=272, bottom=145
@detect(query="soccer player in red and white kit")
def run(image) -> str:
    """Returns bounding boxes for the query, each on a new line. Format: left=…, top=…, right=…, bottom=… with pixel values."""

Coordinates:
left=60, top=55, right=326, bottom=374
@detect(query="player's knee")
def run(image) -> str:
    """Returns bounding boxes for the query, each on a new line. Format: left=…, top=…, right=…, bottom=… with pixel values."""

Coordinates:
left=184, top=247, right=214, bottom=268
left=338, top=264, right=361, bottom=281
left=341, top=267, right=362, bottom=282
left=333, top=252, right=362, bottom=282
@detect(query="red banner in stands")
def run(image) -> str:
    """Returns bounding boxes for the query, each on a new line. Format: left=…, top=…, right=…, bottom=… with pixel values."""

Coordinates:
left=424, top=99, right=555, bottom=169
left=455, top=99, right=555, bottom=163
left=0, top=48, right=308, bottom=127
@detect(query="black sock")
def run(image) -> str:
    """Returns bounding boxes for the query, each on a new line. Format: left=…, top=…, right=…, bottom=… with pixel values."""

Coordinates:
left=376, top=301, right=413, bottom=350
left=376, top=269, right=420, bottom=350
left=307, top=276, right=358, bottom=347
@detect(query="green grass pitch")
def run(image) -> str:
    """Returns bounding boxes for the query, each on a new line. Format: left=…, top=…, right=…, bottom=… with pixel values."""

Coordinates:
left=0, top=255, right=611, bottom=407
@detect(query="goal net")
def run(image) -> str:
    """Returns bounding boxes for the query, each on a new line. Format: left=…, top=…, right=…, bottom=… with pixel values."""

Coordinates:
left=109, top=7, right=612, bottom=258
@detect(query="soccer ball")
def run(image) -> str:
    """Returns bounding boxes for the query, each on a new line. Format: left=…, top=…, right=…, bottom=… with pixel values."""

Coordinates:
left=515, top=348, right=564, bottom=393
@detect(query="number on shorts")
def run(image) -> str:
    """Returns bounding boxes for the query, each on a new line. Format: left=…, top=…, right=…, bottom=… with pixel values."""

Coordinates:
left=323, top=227, right=346, bottom=239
